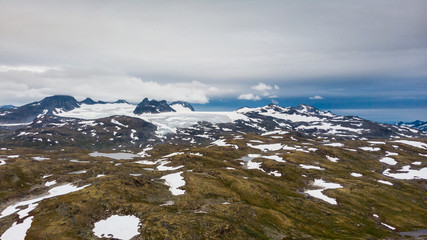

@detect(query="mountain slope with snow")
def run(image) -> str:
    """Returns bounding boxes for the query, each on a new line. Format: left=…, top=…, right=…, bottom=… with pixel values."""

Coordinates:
left=396, top=120, right=427, bottom=131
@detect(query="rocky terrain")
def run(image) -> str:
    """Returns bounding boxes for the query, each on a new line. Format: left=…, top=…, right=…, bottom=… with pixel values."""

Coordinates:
left=0, top=96, right=426, bottom=239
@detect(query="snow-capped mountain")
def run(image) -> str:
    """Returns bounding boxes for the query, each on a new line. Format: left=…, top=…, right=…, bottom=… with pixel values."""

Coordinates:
left=2, top=98, right=425, bottom=150
left=396, top=120, right=427, bottom=131
left=0, top=95, right=80, bottom=124
left=1, top=96, right=424, bottom=144
left=0, top=96, right=192, bottom=125
left=233, top=104, right=425, bottom=139
left=133, top=98, right=176, bottom=114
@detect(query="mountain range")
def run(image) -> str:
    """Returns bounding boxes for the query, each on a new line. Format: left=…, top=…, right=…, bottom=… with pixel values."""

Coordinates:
left=0, top=95, right=195, bottom=125
left=0, top=95, right=426, bottom=239
left=0, top=95, right=425, bottom=150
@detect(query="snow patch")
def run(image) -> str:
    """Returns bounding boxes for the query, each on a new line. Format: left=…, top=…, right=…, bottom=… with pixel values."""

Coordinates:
left=211, top=139, right=238, bottom=149
left=161, top=171, right=185, bottom=195
left=379, top=157, right=397, bottom=165
left=300, top=164, right=325, bottom=170
left=359, top=147, right=381, bottom=151
left=383, top=165, right=427, bottom=180
left=377, top=180, right=393, bottom=185
left=93, top=215, right=140, bottom=240
left=247, top=143, right=283, bottom=152
left=392, top=140, right=427, bottom=150
left=305, top=179, right=343, bottom=205
left=326, top=155, right=339, bottom=162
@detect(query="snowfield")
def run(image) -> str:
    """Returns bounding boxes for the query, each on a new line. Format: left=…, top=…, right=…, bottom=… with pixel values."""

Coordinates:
left=56, top=103, right=249, bottom=135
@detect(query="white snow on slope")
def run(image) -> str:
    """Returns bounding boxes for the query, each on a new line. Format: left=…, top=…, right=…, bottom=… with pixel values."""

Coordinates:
left=379, top=157, right=397, bottom=165
left=296, top=122, right=364, bottom=134
left=383, top=165, right=427, bottom=180
left=386, top=151, right=398, bottom=156
left=247, top=161, right=264, bottom=171
left=377, top=180, right=393, bottom=185
left=261, top=130, right=289, bottom=136
left=351, top=173, right=363, bottom=177
left=262, top=155, right=285, bottom=163
left=359, top=147, right=381, bottom=151
left=45, top=180, right=56, bottom=187
left=89, top=151, right=138, bottom=160
left=157, top=160, right=184, bottom=171
left=392, top=140, right=427, bottom=150
left=170, top=104, right=192, bottom=113
left=1, top=216, right=34, bottom=240
left=305, top=179, right=343, bottom=205
left=260, top=111, right=323, bottom=122
left=247, top=143, right=283, bottom=152
left=324, top=143, right=344, bottom=147
left=326, top=155, right=339, bottom=162
left=0, top=184, right=89, bottom=240
left=300, top=164, right=325, bottom=170
left=380, top=222, right=396, bottom=230
left=93, top=215, right=140, bottom=240
left=211, top=139, right=238, bottom=149
left=32, top=156, right=50, bottom=161
left=161, top=171, right=185, bottom=195
left=163, top=152, right=185, bottom=158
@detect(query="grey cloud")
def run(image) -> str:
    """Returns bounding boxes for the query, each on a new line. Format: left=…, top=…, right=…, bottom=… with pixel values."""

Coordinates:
left=0, top=0, right=426, bottom=105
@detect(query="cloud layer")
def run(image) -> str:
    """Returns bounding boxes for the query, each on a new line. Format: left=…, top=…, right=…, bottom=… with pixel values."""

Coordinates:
left=0, top=0, right=426, bottom=106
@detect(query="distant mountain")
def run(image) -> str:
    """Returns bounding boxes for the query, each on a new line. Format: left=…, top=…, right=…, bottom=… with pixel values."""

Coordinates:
left=0, top=95, right=80, bottom=124
left=0, top=105, right=15, bottom=109
left=396, top=120, right=427, bottom=131
left=80, top=97, right=97, bottom=105
left=114, top=99, right=129, bottom=104
left=231, top=104, right=425, bottom=139
left=170, top=101, right=194, bottom=112
left=1, top=97, right=425, bottom=140
left=133, top=98, right=175, bottom=114
left=80, top=98, right=130, bottom=105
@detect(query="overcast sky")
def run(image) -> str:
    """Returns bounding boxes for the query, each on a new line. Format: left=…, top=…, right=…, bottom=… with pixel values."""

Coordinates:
left=0, top=0, right=426, bottom=121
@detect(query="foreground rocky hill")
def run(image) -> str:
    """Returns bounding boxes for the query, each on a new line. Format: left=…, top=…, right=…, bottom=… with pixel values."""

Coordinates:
left=0, top=131, right=426, bottom=239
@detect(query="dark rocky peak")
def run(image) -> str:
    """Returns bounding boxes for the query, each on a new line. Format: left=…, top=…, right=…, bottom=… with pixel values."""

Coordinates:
left=292, top=104, right=317, bottom=112
left=261, top=104, right=287, bottom=112
left=80, top=97, right=97, bottom=105
left=39, top=95, right=80, bottom=111
left=290, top=104, right=335, bottom=117
left=114, top=99, right=129, bottom=104
left=133, top=98, right=176, bottom=114
left=170, top=101, right=195, bottom=111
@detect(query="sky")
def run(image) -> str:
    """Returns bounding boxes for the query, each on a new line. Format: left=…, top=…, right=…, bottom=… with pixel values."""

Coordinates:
left=0, top=0, right=426, bottom=122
